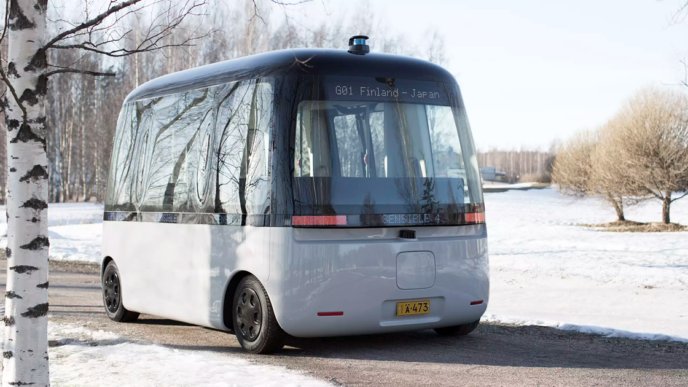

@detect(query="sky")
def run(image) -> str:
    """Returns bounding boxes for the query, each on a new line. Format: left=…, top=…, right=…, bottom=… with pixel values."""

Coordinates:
left=282, top=0, right=688, bottom=150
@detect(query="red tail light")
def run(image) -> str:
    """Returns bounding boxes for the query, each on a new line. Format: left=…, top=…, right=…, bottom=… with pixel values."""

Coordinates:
left=465, top=213, right=485, bottom=224
left=317, top=311, right=344, bottom=316
left=292, top=215, right=347, bottom=226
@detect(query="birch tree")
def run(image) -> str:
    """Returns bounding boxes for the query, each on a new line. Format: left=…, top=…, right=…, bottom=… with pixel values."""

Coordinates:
left=1, top=1, right=51, bottom=385
left=0, top=1, right=206, bottom=385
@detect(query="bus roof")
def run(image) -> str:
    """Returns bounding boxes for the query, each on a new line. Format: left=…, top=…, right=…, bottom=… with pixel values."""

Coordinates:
left=124, top=48, right=457, bottom=103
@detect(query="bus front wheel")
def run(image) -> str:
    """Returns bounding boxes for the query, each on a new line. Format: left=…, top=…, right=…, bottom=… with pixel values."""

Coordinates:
left=434, top=320, right=480, bottom=336
left=232, top=275, right=285, bottom=354
left=102, top=261, right=139, bottom=322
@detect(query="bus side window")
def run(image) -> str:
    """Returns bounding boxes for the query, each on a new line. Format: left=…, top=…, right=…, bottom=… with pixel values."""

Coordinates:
left=137, top=88, right=213, bottom=213
left=196, top=132, right=212, bottom=206
left=185, top=107, right=215, bottom=212
left=214, top=80, right=273, bottom=215
left=242, top=82, right=272, bottom=213
left=214, top=81, right=251, bottom=214
left=106, top=103, right=138, bottom=211
left=134, top=131, right=150, bottom=207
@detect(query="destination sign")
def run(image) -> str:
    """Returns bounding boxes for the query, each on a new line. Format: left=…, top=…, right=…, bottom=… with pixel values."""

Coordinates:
left=323, top=77, right=452, bottom=105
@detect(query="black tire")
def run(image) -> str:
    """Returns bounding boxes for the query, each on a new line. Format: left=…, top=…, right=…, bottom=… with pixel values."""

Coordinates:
left=102, top=261, right=139, bottom=323
left=434, top=320, right=480, bottom=336
left=233, top=275, right=285, bottom=354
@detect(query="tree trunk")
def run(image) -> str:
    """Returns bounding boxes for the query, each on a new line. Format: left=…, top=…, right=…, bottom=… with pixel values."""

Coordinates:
left=94, top=78, right=99, bottom=202
left=607, top=193, right=625, bottom=222
left=613, top=200, right=625, bottom=222
left=80, top=92, right=86, bottom=201
left=65, top=120, right=72, bottom=201
left=662, top=192, right=671, bottom=224
left=3, top=1, right=50, bottom=386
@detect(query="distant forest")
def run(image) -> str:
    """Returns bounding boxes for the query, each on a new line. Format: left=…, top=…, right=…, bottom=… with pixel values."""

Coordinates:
left=477, top=149, right=555, bottom=183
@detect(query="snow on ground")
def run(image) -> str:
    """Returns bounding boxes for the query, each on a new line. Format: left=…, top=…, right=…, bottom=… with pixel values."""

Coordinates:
left=481, top=314, right=688, bottom=343
left=0, top=203, right=104, bottom=263
left=484, top=188, right=688, bottom=342
left=0, top=306, right=331, bottom=387
left=48, top=224, right=102, bottom=262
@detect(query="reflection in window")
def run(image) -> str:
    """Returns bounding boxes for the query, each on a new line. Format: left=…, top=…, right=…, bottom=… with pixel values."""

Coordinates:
left=196, top=133, right=212, bottom=203
left=139, top=88, right=213, bottom=212
left=214, top=80, right=272, bottom=214
left=106, top=105, right=137, bottom=210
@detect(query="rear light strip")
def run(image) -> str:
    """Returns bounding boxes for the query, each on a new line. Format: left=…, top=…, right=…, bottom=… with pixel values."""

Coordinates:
left=292, top=213, right=485, bottom=227
left=292, top=215, right=347, bottom=226
left=465, top=213, right=486, bottom=224
left=470, top=300, right=484, bottom=305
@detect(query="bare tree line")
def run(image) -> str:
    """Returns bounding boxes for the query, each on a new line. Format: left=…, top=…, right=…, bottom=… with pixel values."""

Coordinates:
left=553, top=87, right=688, bottom=225
left=0, top=0, right=446, bottom=204
left=477, top=149, right=555, bottom=183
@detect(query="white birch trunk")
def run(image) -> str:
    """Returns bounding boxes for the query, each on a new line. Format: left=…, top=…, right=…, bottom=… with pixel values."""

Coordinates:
left=93, top=79, right=99, bottom=201
left=64, top=119, right=71, bottom=201
left=80, top=94, right=85, bottom=201
left=3, top=1, right=50, bottom=386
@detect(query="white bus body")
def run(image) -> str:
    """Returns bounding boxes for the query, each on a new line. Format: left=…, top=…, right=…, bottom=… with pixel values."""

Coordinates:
left=101, top=43, right=488, bottom=352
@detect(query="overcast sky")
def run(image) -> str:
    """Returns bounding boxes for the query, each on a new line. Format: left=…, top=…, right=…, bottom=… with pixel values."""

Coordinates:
left=285, top=0, right=688, bottom=150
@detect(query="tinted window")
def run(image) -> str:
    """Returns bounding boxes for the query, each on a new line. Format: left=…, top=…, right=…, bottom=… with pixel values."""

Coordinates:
left=106, top=102, right=146, bottom=211
left=136, top=88, right=213, bottom=212
left=106, top=79, right=274, bottom=215
left=290, top=77, right=483, bottom=220
left=214, top=80, right=272, bottom=214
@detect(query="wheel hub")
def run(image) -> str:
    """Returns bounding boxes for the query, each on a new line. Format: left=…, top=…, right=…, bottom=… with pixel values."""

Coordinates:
left=103, top=271, right=121, bottom=313
left=236, top=288, right=262, bottom=342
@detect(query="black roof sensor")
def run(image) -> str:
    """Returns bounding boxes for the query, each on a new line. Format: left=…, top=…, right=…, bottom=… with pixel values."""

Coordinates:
left=348, top=35, right=370, bottom=55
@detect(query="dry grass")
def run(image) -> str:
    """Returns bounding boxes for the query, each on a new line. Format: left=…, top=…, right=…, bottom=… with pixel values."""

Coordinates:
left=581, top=220, right=688, bottom=232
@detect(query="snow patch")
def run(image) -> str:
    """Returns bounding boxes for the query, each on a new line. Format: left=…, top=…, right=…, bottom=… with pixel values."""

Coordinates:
left=0, top=317, right=331, bottom=386
left=0, top=203, right=104, bottom=262
left=485, top=188, right=688, bottom=341
left=47, top=224, right=102, bottom=262
left=481, top=314, right=688, bottom=343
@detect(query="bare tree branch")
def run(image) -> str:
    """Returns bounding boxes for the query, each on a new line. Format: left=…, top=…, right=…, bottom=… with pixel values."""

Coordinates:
left=250, top=0, right=267, bottom=24
left=270, top=0, right=312, bottom=5
left=45, top=68, right=116, bottom=78
left=46, top=0, right=209, bottom=59
left=670, top=1, right=688, bottom=25
left=43, top=0, right=144, bottom=50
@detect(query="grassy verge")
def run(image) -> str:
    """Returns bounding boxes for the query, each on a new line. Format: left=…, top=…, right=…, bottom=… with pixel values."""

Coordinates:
left=582, top=220, right=688, bottom=232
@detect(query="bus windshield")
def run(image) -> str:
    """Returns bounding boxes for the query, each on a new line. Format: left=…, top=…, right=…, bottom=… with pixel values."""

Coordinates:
left=292, top=78, right=483, bottom=225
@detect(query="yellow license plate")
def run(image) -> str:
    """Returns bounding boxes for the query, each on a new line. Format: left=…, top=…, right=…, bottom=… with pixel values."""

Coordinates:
left=396, top=300, right=430, bottom=316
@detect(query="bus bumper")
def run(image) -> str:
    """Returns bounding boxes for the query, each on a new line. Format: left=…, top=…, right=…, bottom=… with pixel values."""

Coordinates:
left=266, top=225, right=489, bottom=338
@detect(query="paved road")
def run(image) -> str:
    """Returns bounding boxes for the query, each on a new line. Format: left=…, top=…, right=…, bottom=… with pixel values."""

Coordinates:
left=4, top=260, right=688, bottom=386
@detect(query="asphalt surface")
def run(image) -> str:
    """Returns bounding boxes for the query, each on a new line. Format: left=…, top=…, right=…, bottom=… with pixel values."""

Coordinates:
left=4, top=259, right=688, bottom=386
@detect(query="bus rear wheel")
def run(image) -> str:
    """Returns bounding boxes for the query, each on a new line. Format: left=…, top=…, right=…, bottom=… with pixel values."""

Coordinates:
left=102, top=261, right=139, bottom=323
left=232, top=275, right=285, bottom=354
left=434, top=320, right=480, bottom=336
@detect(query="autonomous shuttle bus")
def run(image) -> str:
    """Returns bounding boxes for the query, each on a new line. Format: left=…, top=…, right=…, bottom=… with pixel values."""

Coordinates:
left=101, top=36, right=488, bottom=354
